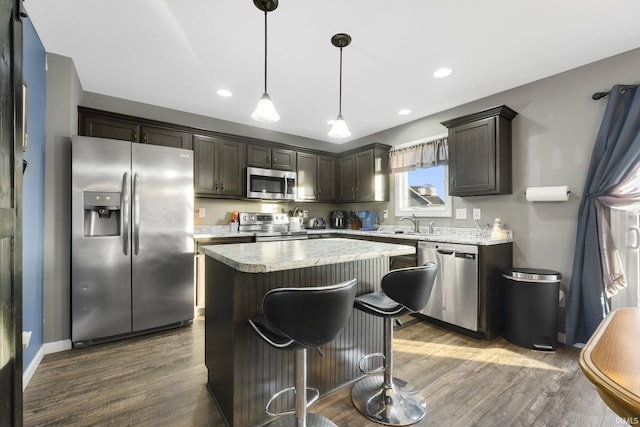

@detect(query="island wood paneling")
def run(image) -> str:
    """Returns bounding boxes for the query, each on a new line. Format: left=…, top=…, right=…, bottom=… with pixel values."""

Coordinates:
left=205, top=256, right=387, bottom=427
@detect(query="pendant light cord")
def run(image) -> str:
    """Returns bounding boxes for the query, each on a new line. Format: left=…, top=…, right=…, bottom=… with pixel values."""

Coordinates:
left=338, top=46, right=343, bottom=115
left=263, top=9, right=268, bottom=94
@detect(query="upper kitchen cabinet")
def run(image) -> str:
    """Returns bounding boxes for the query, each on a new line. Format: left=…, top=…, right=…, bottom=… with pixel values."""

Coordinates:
left=338, top=144, right=390, bottom=202
left=78, top=107, right=193, bottom=150
left=441, top=105, right=517, bottom=197
left=296, top=152, right=336, bottom=201
left=247, top=143, right=296, bottom=171
left=318, top=155, right=336, bottom=201
left=79, top=107, right=140, bottom=142
left=194, top=135, right=246, bottom=198
left=141, top=126, right=193, bottom=150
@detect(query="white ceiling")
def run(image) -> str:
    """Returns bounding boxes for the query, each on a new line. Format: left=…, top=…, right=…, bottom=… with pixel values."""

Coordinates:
left=25, top=0, right=640, bottom=147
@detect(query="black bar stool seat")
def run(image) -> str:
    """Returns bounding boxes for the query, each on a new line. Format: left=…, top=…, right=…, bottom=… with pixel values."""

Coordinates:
left=351, top=264, right=437, bottom=426
left=250, top=278, right=358, bottom=427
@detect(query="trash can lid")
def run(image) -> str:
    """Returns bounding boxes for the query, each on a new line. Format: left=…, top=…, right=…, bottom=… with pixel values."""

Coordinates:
left=502, top=268, right=562, bottom=282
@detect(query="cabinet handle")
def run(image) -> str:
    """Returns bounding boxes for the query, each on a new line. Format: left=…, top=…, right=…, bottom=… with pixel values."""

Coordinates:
left=220, top=181, right=224, bottom=191
left=133, top=134, right=137, bottom=143
left=143, top=133, right=147, bottom=144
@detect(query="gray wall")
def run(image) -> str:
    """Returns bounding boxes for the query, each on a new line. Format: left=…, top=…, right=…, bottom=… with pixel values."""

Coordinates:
left=42, top=54, right=81, bottom=343
left=43, top=49, right=640, bottom=343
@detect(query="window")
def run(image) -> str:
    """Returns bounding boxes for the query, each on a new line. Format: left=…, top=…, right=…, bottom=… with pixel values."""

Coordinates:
left=395, top=164, right=452, bottom=217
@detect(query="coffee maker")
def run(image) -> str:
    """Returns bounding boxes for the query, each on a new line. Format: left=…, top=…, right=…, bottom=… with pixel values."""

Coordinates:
left=329, top=211, right=347, bottom=229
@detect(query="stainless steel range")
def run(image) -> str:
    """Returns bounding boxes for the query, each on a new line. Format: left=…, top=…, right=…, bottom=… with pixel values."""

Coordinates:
left=238, top=212, right=309, bottom=242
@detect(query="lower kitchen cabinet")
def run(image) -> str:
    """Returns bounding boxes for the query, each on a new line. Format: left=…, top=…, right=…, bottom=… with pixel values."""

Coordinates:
left=194, top=237, right=252, bottom=313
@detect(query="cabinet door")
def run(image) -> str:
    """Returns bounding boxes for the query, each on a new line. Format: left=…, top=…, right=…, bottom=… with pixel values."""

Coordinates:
left=247, top=144, right=271, bottom=168
left=272, top=147, right=296, bottom=171
left=217, top=138, right=246, bottom=197
left=355, top=149, right=375, bottom=201
left=449, top=117, right=496, bottom=196
left=80, top=114, right=139, bottom=142
left=296, top=152, right=318, bottom=200
left=317, top=155, right=336, bottom=201
left=142, top=126, right=193, bottom=150
left=193, top=135, right=217, bottom=195
left=338, top=155, right=356, bottom=201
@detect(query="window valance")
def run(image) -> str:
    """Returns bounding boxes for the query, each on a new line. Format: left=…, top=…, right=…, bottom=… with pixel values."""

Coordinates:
left=389, top=137, right=448, bottom=173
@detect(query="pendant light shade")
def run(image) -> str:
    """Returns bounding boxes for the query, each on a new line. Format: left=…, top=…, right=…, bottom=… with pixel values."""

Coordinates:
left=252, top=0, right=280, bottom=123
left=329, top=33, right=352, bottom=139
left=252, top=93, right=280, bottom=122
left=328, top=114, right=351, bottom=139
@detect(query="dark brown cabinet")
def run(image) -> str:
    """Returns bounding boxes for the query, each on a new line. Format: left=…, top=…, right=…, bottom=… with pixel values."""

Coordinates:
left=247, top=144, right=296, bottom=171
left=441, top=105, right=517, bottom=196
left=296, top=153, right=336, bottom=201
left=317, top=155, right=336, bottom=201
left=141, top=126, right=192, bottom=150
left=194, top=135, right=245, bottom=198
left=79, top=112, right=139, bottom=142
left=338, top=144, right=390, bottom=202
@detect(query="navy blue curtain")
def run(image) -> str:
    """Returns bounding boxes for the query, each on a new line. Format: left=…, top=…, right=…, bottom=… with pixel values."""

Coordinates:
left=566, top=84, right=640, bottom=345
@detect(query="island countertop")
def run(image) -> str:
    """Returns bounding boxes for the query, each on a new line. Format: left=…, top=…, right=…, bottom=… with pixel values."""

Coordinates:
left=201, top=237, right=415, bottom=273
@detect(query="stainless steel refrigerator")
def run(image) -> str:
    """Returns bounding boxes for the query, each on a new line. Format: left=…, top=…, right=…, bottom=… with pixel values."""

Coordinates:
left=71, top=135, right=194, bottom=346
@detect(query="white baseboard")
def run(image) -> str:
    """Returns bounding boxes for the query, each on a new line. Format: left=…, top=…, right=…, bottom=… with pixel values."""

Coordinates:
left=42, top=339, right=72, bottom=354
left=23, top=347, right=44, bottom=390
left=23, top=339, right=72, bottom=390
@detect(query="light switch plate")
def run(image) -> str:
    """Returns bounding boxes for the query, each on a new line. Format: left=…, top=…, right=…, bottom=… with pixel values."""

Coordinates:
left=383, top=210, right=388, bottom=219
left=473, top=208, right=481, bottom=220
left=456, top=208, right=467, bottom=220
left=198, top=208, right=206, bottom=218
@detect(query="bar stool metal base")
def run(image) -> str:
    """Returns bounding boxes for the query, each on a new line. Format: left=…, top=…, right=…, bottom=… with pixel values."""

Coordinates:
left=266, top=413, right=338, bottom=427
left=351, top=374, right=427, bottom=426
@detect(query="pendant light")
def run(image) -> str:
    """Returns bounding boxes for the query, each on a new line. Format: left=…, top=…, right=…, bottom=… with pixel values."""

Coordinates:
left=328, top=33, right=352, bottom=139
left=251, top=0, right=280, bottom=123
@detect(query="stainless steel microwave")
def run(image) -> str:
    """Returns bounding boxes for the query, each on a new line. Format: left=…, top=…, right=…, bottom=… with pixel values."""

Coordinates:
left=246, top=167, right=297, bottom=200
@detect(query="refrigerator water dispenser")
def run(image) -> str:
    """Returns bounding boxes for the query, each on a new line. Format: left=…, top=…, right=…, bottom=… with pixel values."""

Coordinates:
left=83, top=191, right=121, bottom=237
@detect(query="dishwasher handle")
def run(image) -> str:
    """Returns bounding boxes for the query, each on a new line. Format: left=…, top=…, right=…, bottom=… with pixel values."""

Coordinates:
left=436, top=249, right=454, bottom=255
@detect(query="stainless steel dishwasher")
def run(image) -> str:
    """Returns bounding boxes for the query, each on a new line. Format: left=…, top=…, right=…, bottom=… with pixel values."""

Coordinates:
left=418, top=241, right=479, bottom=332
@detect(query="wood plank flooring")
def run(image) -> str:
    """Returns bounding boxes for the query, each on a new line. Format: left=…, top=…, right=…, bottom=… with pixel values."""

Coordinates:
left=23, top=317, right=622, bottom=426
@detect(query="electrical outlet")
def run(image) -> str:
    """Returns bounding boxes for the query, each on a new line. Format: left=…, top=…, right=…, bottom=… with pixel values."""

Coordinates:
left=383, top=210, right=388, bottom=219
left=473, top=208, right=481, bottom=220
left=455, top=208, right=467, bottom=220
left=198, top=208, right=206, bottom=218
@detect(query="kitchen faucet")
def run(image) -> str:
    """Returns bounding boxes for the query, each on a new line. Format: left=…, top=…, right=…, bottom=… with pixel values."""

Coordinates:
left=399, top=214, right=420, bottom=233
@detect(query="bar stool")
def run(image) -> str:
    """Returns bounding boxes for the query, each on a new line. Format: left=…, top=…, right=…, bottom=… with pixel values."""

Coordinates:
left=249, top=278, right=358, bottom=427
left=351, top=264, right=437, bottom=426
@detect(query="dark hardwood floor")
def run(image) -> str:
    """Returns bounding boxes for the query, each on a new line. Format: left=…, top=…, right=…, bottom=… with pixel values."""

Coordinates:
left=23, top=317, right=621, bottom=426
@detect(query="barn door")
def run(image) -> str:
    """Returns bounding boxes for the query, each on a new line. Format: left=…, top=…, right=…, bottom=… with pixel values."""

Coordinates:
left=0, top=0, right=23, bottom=425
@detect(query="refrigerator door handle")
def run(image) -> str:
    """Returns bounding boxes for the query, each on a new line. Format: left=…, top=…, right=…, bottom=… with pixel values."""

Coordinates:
left=121, top=172, right=130, bottom=255
left=133, top=172, right=140, bottom=255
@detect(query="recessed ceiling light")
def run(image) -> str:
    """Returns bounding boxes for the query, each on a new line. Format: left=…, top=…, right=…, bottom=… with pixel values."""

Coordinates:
left=433, top=67, right=452, bottom=78
left=398, top=109, right=411, bottom=115
left=217, top=89, right=232, bottom=97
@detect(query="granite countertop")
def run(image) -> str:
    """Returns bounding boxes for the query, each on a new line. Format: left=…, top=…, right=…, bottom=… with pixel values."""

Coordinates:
left=195, top=224, right=512, bottom=246
left=201, top=237, right=416, bottom=273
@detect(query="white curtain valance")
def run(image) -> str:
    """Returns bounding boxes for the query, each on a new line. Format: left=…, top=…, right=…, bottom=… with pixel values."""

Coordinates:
left=389, top=137, right=448, bottom=173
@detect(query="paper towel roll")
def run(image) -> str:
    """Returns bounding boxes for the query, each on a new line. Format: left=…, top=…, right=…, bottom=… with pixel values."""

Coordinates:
left=525, top=186, right=570, bottom=202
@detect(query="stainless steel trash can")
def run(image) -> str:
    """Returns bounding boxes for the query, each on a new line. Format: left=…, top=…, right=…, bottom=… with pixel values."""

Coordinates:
left=502, top=268, right=562, bottom=350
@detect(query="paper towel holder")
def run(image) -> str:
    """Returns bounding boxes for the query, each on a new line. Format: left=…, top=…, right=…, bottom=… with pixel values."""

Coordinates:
left=524, top=186, right=571, bottom=202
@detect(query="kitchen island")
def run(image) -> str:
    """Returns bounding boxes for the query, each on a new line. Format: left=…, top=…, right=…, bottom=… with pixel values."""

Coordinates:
left=201, top=238, right=415, bottom=427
